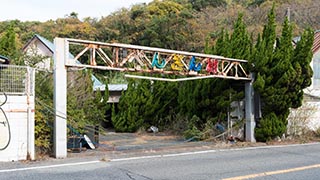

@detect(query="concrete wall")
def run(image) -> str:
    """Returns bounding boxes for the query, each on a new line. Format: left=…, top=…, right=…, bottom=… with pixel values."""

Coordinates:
left=311, top=51, right=320, bottom=89
left=0, top=95, right=35, bottom=162
left=288, top=100, right=320, bottom=136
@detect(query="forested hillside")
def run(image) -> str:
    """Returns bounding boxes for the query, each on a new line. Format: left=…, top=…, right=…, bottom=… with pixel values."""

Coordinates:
left=0, top=0, right=318, bottom=147
left=0, top=0, right=319, bottom=53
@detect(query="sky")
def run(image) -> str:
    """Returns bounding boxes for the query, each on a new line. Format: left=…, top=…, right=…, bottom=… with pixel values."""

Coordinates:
left=0, top=0, right=153, bottom=22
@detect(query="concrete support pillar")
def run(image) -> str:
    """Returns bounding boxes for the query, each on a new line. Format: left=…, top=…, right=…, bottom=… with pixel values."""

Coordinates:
left=245, top=74, right=256, bottom=142
left=27, top=106, right=35, bottom=160
left=53, top=38, right=68, bottom=158
left=27, top=67, right=35, bottom=160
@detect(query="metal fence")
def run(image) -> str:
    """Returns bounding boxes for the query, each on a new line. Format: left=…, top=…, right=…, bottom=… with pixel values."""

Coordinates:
left=0, top=64, right=35, bottom=95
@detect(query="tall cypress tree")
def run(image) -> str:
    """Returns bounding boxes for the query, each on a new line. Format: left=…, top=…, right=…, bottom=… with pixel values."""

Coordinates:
left=213, top=29, right=232, bottom=57
left=230, top=13, right=251, bottom=60
left=290, top=29, right=314, bottom=108
left=254, top=5, right=314, bottom=141
left=262, top=4, right=276, bottom=62
left=112, top=79, right=144, bottom=132
left=149, top=80, right=179, bottom=127
left=253, top=6, right=290, bottom=141
left=264, top=17, right=294, bottom=116
left=198, top=13, right=251, bottom=127
left=112, top=77, right=178, bottom=132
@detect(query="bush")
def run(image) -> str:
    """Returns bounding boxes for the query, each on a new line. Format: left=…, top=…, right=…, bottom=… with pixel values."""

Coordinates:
left=183, top=125, right=202, bottom=141
left=34, top=103, right=52, bottom=154
left=200, top=118, right=216, bottom=140
left=162, top=113, right=189, bottom=134
left=183, top=115, right=202, bottom=140
left=255, top=113, right=286, bottom=142
left=111, top=104, right=144, bottom=132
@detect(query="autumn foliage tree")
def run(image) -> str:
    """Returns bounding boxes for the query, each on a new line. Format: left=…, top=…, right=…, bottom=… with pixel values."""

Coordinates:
left=0, top=0, right=316, bottom=143
left=0, top=24, right=19, bottom=60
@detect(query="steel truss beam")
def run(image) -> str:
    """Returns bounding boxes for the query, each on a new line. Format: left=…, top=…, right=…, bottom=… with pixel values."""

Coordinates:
left=53, top=38, right=256, bottom=159
left=65, top=38, right=251, bottom=81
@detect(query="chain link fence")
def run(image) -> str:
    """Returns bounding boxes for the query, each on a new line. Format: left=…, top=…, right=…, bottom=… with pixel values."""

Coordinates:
left=0, top=64, right=35, bottom=95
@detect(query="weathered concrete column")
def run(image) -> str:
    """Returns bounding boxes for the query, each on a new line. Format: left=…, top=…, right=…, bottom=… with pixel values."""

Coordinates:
left=27, top=67, right=35, bottom=160
left=245, top=73, right=256, bottom=142
left=53, top=38, right=68, bottom=158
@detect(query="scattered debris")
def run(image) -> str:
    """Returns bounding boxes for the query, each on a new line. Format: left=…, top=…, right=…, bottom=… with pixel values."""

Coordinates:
left=215, top=123, right=225, bottom=132
left=148, top=126, right=159, bottom=133
left=83, top=134, right=96, bottom=149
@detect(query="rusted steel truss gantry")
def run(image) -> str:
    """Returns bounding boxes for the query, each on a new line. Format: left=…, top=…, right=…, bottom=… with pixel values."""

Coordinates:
left=65, top=38, right=251, bottom=81
left=53, top=38, right=255, bottom=159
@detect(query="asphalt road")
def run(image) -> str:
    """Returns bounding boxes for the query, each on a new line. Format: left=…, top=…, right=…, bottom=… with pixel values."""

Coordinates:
left=0, top=143, right=320, bottom=180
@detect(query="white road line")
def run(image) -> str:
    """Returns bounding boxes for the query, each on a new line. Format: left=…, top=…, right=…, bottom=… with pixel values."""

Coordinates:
left=110, top=150, right=218, bottom=162
left=163, top=150, right=217, bottom=157
left=0, top=142, right=319, bottom=173
left=111, top=155, right=163, bottom=162
left=0, top=160, right=100, bottom=173
left=218, top=142, right=320, bottom=152
left=111, top=142, right=320, bottom=162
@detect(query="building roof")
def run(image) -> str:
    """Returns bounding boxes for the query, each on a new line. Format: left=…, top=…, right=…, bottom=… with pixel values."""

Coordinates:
left=108, top=84, right=128, bottom=91
left=293, top=30, right=320, bottom=54
left=95, top=84, right=128, bottom=91
left=312, top=30, right=320, bottom=53
left=23, top=34, right=74, bottom=60
left=23, top=34, right=105, bottom=90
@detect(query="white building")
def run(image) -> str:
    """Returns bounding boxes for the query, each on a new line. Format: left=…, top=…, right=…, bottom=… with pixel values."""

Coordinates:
left=23, top=34, right=104, bottom=90
left=23, top=34, right=127, bottom=103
